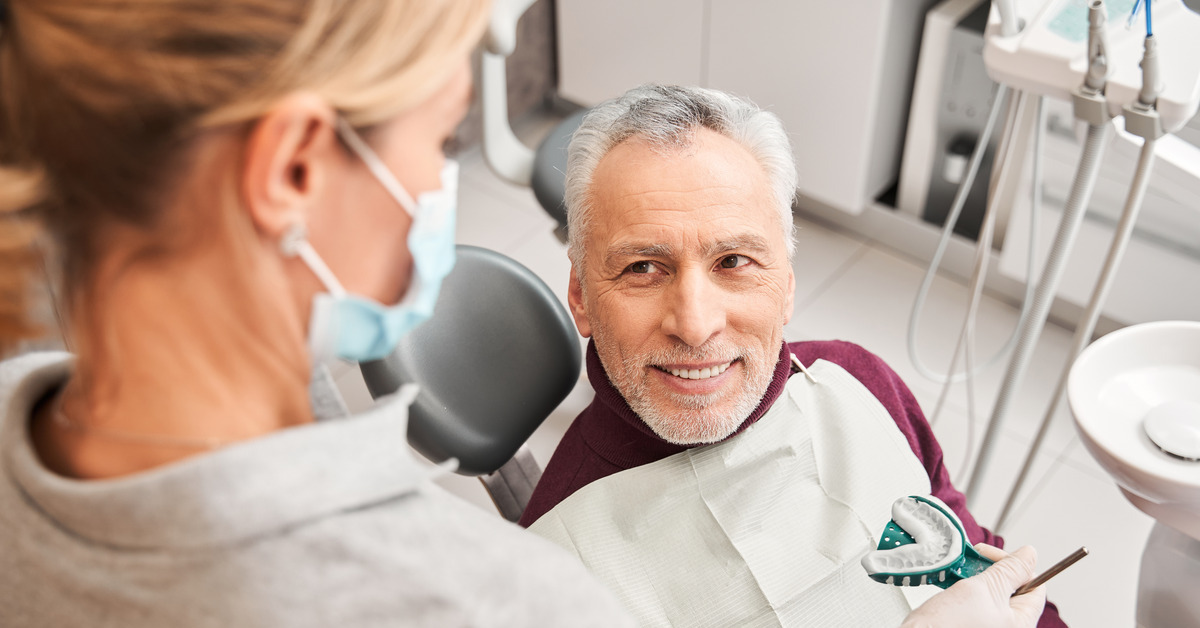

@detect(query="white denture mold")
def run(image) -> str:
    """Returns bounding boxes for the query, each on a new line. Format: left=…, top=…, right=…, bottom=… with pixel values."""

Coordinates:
left=861, top=495, right=995, bottom=589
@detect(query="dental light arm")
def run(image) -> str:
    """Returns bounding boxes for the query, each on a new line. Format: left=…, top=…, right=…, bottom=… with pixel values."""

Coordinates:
left=481, top=0, right=537, bottom=186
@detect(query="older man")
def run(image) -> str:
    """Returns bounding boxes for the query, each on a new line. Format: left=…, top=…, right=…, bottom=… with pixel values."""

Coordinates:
left=518, top=85, right=1065, bottom=627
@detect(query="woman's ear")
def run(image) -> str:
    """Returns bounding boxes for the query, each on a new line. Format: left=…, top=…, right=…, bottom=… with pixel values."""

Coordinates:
left=241, top=93, right=341, bottom=239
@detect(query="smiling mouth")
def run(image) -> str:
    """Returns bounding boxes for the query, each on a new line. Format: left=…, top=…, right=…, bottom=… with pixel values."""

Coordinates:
left=654, top=360, right=737, bottom=381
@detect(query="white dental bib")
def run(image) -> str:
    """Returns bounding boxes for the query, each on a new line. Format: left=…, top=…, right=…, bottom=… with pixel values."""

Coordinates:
left=529, top=359, right=933, bottom=627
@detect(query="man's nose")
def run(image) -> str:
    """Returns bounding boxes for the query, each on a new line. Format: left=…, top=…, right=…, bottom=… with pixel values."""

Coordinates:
left=661, top=269, right=726, bottom=347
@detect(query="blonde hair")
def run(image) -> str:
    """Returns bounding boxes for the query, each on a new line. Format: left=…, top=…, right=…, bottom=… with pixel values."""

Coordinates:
left=0, top=0, right=490, bottom=356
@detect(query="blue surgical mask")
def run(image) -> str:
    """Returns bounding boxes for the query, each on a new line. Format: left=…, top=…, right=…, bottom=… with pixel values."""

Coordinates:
left=281, top=118, right=458, bottom=363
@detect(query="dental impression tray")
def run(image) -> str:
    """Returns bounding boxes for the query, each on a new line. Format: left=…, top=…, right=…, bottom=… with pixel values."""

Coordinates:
left=861, top=495, right=994, bottom=589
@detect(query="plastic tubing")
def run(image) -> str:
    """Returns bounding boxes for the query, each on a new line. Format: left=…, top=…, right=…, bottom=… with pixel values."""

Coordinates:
left=906, top=84, right=1006, bottom=384
left=993, top=135, right=1156, bottom=531
left=929, top=95, right=1047, bottom=485
left=906, top=84, right=1037, bottom=387
left=965, top=120, right=1112, bottom=505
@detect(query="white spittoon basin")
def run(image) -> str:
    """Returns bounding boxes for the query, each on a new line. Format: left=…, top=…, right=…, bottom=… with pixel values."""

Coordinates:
left=1069, top=320, right=1200, bottom=541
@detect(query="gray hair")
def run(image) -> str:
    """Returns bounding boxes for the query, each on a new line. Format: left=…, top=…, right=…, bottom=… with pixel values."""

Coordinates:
left=564, top=84, right=798, bottom=270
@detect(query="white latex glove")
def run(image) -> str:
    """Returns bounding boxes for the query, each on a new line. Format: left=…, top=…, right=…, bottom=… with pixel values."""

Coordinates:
left=900, top=544, right=1047, bottom=628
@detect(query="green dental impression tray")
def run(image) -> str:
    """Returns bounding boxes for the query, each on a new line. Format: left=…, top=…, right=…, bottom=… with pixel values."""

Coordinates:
left=861, top=494, right=994, bottom=589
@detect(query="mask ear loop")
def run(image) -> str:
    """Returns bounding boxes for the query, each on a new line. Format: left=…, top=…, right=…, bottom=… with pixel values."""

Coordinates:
left=334, top=118, right=420, bottom=217
left=280, top=222, right=347, bottom=298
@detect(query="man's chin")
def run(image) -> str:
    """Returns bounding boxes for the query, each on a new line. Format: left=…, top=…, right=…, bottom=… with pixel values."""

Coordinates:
left=636, top=402, right=748, bottom=446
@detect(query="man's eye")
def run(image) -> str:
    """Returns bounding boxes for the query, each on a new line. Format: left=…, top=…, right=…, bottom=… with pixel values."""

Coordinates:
left=718, top=254, right=749, bottom=269
left=628, top=261, right=655, bottom=274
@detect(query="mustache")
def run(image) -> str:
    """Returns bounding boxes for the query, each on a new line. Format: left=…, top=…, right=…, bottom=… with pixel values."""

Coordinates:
left=629, top=342, right=760, bottom=368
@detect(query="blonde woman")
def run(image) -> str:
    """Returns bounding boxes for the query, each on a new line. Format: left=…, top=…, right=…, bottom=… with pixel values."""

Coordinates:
left=0, top=1, right=632, bottom=625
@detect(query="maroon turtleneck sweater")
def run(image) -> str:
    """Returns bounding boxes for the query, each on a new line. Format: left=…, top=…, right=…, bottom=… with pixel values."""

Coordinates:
left=520, top=339, right=1065, bottom=627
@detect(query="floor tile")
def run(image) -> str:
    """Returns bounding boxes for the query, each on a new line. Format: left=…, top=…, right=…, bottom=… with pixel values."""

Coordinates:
left=503, top=217, right=576, bottom=316
left=786, top=244, right=1085, bottom=468
left=789, top=214, right=870, bottom=308
left=1001, top=458, right=1156, bottom=627
left=457, top=169, right=549, bottom=252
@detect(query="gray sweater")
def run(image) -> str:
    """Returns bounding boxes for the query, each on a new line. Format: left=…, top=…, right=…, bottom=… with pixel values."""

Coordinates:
left=0, top=352, right=634, bottom=627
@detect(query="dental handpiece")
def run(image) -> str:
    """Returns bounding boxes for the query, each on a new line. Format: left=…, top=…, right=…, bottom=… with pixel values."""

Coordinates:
left=1012, top=547, right=1089, bottom=597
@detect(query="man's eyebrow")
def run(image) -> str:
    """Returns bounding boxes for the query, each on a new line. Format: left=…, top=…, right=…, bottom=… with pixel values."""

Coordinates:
left=604, top=242, right=675, bottom=266
left=703, top=234, right=771, bottom=258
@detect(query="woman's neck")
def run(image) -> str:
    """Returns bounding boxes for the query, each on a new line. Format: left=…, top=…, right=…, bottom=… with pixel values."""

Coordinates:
left=35, top=226, right=316, bottom=479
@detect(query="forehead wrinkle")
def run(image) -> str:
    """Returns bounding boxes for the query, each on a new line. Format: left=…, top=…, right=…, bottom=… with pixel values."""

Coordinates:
left=703, top=234, right=771, bottom=258
left=603, top=242, right=675, bottom=268
left=610, top=183, right=746, bottom=210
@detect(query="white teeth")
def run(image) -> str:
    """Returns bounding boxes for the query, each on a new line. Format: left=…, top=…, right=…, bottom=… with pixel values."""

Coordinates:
left=666, top=362, right=732, bottom=380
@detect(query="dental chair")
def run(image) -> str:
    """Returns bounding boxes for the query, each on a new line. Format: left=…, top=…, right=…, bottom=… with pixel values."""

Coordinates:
left=358, top=245, right=581, bottom=522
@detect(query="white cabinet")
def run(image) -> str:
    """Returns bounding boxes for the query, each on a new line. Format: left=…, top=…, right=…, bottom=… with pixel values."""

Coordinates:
left=557, top=0, right=706, bottom=106
left=556, top=0, right=940, bottom=214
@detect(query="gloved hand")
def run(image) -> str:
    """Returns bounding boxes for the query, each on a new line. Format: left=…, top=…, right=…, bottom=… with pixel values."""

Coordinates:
left=900, top=544, right=1046, bottom=628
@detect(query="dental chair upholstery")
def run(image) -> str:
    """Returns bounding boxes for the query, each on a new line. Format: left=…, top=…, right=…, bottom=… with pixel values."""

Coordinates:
left=359, top=245, right=581, bottom=521
left=529, top=108, right=587, bottom=235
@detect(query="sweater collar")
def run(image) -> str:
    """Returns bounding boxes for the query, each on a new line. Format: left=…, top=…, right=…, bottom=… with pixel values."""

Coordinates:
left=580, top=340, right=794, bottom=469
left=3, top=353, right=442, bottom=550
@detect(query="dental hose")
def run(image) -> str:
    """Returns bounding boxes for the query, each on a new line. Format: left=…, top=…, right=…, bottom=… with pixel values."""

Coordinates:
left=964, top=0, right=1114, bottom=505
left=965, top=120, right=1111, bottom=505
left=929, top=94, right=1047, bottom=482
left=994, top=26, right=1162, bottom=531
left=994, top=134, right=1156, bottom=532
left=907, top=0, right=1033, bottom=399
left=907, top=84, right=1032, bottom=387
left=908, top=82, right=1042, bottom=447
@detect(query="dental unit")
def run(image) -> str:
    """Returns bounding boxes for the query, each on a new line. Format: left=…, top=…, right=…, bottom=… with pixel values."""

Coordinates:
left=905, top=2, right=1200, bottom=625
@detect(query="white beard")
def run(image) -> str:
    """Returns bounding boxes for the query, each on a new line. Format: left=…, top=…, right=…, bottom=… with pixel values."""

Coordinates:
left=593, top=331, right=776, bottom=446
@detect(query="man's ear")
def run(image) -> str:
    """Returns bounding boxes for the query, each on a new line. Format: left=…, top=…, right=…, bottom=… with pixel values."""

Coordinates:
left=567, top=264, right=593, bottom=338
left=782, top=264, right=796, bottom=325
left=241, top=93, right=340, bottom=240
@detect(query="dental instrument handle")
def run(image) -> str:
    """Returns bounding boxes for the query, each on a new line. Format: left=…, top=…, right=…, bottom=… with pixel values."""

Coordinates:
left=1085, top=2, right=1109, bottom=93
left=1012, top=547, right=1088, bottom=597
